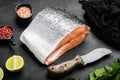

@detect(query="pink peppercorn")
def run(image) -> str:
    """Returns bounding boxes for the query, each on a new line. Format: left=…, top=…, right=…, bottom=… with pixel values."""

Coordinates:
left=0, top=26, right=13, bottom=39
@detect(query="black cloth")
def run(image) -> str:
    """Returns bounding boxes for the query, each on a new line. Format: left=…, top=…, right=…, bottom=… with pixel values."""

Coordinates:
left=79, top=0, right=120, bottom=48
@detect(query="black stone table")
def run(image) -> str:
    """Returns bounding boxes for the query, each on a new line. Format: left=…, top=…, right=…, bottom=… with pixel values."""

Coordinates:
left=0, top=0, right=119, bottom=80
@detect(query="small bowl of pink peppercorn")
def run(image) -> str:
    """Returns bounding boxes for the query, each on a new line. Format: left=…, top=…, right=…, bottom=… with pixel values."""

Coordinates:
left=15, top=3, right=32, bottom=19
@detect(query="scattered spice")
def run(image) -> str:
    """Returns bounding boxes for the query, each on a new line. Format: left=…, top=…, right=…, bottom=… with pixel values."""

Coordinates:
left=17, top=6, right=32, bottom=19
left=0, top=26, right=13, bottom=39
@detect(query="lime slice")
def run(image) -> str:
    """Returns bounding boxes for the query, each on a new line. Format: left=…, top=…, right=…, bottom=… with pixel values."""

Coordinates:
left=0, top=67, right=4, bottom=80
left=5, top=55, right=24, bottom=72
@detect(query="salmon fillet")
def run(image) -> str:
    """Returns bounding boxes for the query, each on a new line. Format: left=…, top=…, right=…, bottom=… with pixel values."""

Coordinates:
left=45, top=27, right=90, bottom=65
left=20, top=7, right=90, bottom=65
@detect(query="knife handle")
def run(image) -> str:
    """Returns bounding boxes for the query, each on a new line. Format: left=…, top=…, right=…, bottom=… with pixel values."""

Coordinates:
left=47, top=55, right=84, bottom=76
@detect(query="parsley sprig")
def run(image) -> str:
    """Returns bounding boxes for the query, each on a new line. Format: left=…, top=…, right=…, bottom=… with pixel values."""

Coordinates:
left=89, top=57, right=120, bottom=80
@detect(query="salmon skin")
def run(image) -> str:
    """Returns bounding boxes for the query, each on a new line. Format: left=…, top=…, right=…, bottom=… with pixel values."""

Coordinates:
left=20, top=7, right=90, bottom=65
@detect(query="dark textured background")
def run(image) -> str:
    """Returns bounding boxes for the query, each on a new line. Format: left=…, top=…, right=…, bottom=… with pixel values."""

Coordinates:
left=0, top=0, right=120, bottom=80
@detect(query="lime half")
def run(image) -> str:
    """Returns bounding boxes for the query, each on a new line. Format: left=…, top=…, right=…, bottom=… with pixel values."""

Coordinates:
left=5, top=55, right=24, bottom=72
left=0, top=67, right=4, bottom=80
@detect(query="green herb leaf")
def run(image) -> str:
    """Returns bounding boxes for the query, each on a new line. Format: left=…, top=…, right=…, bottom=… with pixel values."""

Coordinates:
left=89, top=72, right=96, bottom=80
left=112, top=62, right=120, bottom=74
left=66, top=77, right=79, bottom=80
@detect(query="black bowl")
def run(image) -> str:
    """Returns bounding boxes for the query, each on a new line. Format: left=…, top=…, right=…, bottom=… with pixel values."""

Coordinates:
left=0, top=25, right=15, bottom=45
left=15, top=3, right=32, bottom=19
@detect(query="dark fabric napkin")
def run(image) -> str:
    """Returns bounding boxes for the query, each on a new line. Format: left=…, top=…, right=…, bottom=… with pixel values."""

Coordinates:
left=79, top=0, right=120, bottom=48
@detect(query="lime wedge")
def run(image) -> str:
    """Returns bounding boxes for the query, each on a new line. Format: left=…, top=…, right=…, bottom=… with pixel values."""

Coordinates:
left=0, top=67, right=4, bottom=80
left=5, top=55, right=24, bottom=72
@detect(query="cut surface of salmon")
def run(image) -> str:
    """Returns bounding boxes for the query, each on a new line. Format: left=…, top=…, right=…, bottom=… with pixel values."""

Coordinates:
left=20, top=7, right=90, bottom=65
left=54, top=25, right=90, bottom=51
